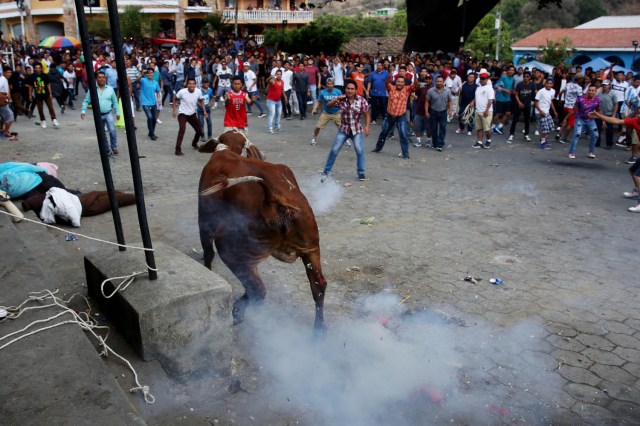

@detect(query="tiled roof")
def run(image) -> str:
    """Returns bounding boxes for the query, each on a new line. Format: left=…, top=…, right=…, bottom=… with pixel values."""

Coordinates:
left=511, top=28, right=640, bottom=49
left=576, top=15, right=640, bottom=29
left=342, top=37, right=405, bottom=55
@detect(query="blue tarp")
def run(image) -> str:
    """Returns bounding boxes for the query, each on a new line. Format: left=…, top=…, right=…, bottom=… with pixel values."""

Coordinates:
left=518, top=60, right=554, bottom=75
left=579, top=57, right=612, bottom=72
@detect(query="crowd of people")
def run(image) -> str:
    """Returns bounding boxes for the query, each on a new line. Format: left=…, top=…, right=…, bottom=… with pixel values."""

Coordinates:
left=0, top=34, right=639, bottom=211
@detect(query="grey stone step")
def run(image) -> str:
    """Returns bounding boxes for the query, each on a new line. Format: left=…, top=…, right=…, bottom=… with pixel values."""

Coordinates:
left=0, top=213, right=146, bottom=425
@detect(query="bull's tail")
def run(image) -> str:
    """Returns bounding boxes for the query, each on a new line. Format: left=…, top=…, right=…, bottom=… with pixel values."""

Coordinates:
left=199, top=176, right=263, bottom=196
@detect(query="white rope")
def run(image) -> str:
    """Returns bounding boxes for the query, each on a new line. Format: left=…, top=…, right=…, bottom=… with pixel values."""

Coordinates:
left=100, top=263, right=158, bottom=299
left=461, top=104, right=475, bottom=126
left=0, top=210, right=154, bottom=252
left=0, top=289, right=155, bottom=404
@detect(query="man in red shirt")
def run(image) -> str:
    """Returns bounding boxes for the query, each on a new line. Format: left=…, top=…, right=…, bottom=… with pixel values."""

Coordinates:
left=590, top=110, right=640, bottom=212
left=304, top=57, right=320, bottom=106
left=224, top=76, right=257, bottom=134
left=266, top=70, right=286, bottom=133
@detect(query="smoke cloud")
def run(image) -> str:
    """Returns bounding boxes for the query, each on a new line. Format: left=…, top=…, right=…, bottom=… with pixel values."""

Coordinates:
left=301, top=176, right=344, bottom=215
left=241, top=293, right=563, bottom=425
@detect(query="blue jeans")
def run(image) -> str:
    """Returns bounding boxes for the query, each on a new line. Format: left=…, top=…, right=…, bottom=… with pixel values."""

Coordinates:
left=142, top=105, right=157, bottom=136
left=247, top=91, right=264, bottom=114
left=569, top=117, right=598, bottom=154
left=132, top=85, right=140, bottom=110
left=66, top=88, right=74, bottom=107
left=309, top=84, right=317, bottom=105
left=162, top=85, right=174, bottom=105
left=174, top=79, right=184, bottom=94
left=101, top=112, right=117, bottom=150
left=198, top=110, right=212, bottom=139
left=266, top=99, right=281, bottom=130
left=374, top=113, right=410, bottom=157
left=429, top=109, right=447, bottom=149
left=323, top=131, right=365, bottom=175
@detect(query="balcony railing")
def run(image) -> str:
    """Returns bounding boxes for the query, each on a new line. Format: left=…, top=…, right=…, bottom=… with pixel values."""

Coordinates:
left=222, top=9, right=312, bottom=23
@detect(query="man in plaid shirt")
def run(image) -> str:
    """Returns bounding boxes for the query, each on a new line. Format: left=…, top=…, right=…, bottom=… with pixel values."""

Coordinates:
left=320, top=80, right=371, bottom=182
left=372, top=76, right=415, bottom=159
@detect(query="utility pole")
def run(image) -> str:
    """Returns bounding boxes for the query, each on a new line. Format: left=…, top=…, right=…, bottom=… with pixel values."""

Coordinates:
left=16, top=0, right=25, bottom=50
left=495, top=12, right=501, bottom=61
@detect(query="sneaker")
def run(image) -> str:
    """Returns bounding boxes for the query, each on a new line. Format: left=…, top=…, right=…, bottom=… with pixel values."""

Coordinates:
left=41, top=121, right=47, bottom=129
left=558, top=139, right=567, bottom=144
left=425, top=138, right=433, bottom=148
left=276, top=128, right=284, bottom=132
left=112, top=149, right=119, bottom=155
left=389, top=134, right=395, bottom=139
left=568, top=153, right=576, bottom=159
left=467, top=131, right=472, bottom=136
left=628, top=204, right=640, bottom=213
left=371, top=120, right=377, bottom=124
left=626, top=156, right=638, bottom=164
left=259, top=112, right=267, bottom=118
left=616, top=142, right=628, bottom=148
left=587, top=152, right=596, bottom=159
left=156, top=119, right=163, bottom=124
left=494, top=126, right=504, bottom=135
left=490, top=126, right=496, bottom=133
left=436, top=147, right=443, bottom=152
left=310, top=138, right=316, bottom=146
left=623, top=188, right=640, bottom=198
left=213, top=103, right=218, bottom=110
left=52, top=118, right=59, bottom=127
left=535, top=130, right=539, bottom=136
left=472, top=141, right=483, bottom=149
left=268, top=128, right=275, bottom=134
left=320, top=173, right=328, bottom=183
left=455, top=129, right=462, bottom=134
left=358, top=174, right=366, bottom=181
left=346, top=139, right=352, bottom=147
left=413, top=140, right=422, bottom=147
left=482, top=141, right=491, bottom=149
left=524, top=135, right=532, bottom=141
left=507, top=135, right=514, bottom=142
left=618, top=135, right=627, bottom=144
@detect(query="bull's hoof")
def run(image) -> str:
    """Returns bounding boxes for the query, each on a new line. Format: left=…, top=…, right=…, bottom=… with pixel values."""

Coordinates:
left=312, top=321, right=327, bottom=338
left=232, top=296, right=249, bottom=325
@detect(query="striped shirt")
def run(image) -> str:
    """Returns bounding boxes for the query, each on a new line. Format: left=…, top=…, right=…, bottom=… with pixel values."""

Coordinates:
left=126, top=66, right=139, bottom=84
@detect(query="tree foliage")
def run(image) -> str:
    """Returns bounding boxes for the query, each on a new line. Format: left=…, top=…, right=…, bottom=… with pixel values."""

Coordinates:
left=496, top=0, right=607, bottom=39
left=387, top=9, right=408, bottom=37
left=465, top=13, right=512, bottom=61
left=537, top=37, right=574, bottom=65
left=203, top=13, right=230, bottom=37
left=263, top=21, right=348, bottom=54
left=87, top=17, right=111, bottom=38
left=119, top=6, right=160, bottom=38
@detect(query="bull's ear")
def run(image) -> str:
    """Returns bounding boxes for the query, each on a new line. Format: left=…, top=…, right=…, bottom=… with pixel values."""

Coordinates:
left=246, top=145, right=266, bottom=161
left=198, top=139, right=219, bottom=153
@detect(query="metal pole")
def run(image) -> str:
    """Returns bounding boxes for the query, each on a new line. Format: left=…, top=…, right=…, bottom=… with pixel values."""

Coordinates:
left=234, top=0, right=239, bottom=36
left=73, top=0, right=127, bottom=252
left=460, top=0, right=466, bottom=46
left=19, top=10, right=25, bottom=51
left=105, top=0, right=158, bottom=279
left=495, top=12, right=501, bottom=61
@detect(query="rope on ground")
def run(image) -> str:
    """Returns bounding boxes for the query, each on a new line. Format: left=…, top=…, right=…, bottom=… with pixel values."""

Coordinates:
left=101, top=263, right=159, bottom=299
left=0, top=289, right=155, bottom=404
left=0, top=210, right=154, bottom=252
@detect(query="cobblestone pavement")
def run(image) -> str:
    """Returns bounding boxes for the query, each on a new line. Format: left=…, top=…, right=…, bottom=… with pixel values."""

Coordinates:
left=1, top=101, right=638, bottom=425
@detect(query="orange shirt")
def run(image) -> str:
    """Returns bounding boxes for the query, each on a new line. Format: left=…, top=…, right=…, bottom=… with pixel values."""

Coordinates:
left=351, top=71, right=365, bottom=96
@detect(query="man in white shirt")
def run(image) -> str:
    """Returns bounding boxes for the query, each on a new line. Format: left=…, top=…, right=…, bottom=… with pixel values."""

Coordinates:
left=214, top=60, right=233, bottom=109
left=470, top=68, right=495, bottom=149
left=242, top=62, right=265, bottom=117
left=0, top=68, right=15, bottom=140
left=558, top=75, right=583, bottom=143
left=282, top=61, right=294, bottom=118
left=172, top=77, right=206, bottom=156
left=534, top=79, right=558, bottom=150
left=444, top=68, right=462, bottom=122
left=330, top=56, right=345, bottom=92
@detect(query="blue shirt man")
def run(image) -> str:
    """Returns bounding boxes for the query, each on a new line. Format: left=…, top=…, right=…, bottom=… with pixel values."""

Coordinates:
left=80, top=71, right=121, bottom=153
left=104, top=63, right=118, bottom=91
left=139, top=68, right=161, bottom=139
left=310, top=79, right=343, bottom=145
left=367, top=64, right=389, bottom=123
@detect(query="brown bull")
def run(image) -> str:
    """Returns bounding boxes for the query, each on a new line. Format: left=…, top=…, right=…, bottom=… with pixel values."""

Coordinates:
left=198, top=130, right=265, bottom=160
left=198, top=140, right=327, bottom=331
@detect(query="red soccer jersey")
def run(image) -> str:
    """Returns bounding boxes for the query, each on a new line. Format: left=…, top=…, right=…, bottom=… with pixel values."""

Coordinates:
left=224, top=91, right=248, bottom=128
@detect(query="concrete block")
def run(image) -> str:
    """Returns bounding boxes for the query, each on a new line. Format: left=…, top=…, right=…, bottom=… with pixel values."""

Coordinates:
left=85, top=242, right=233, bottom=378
